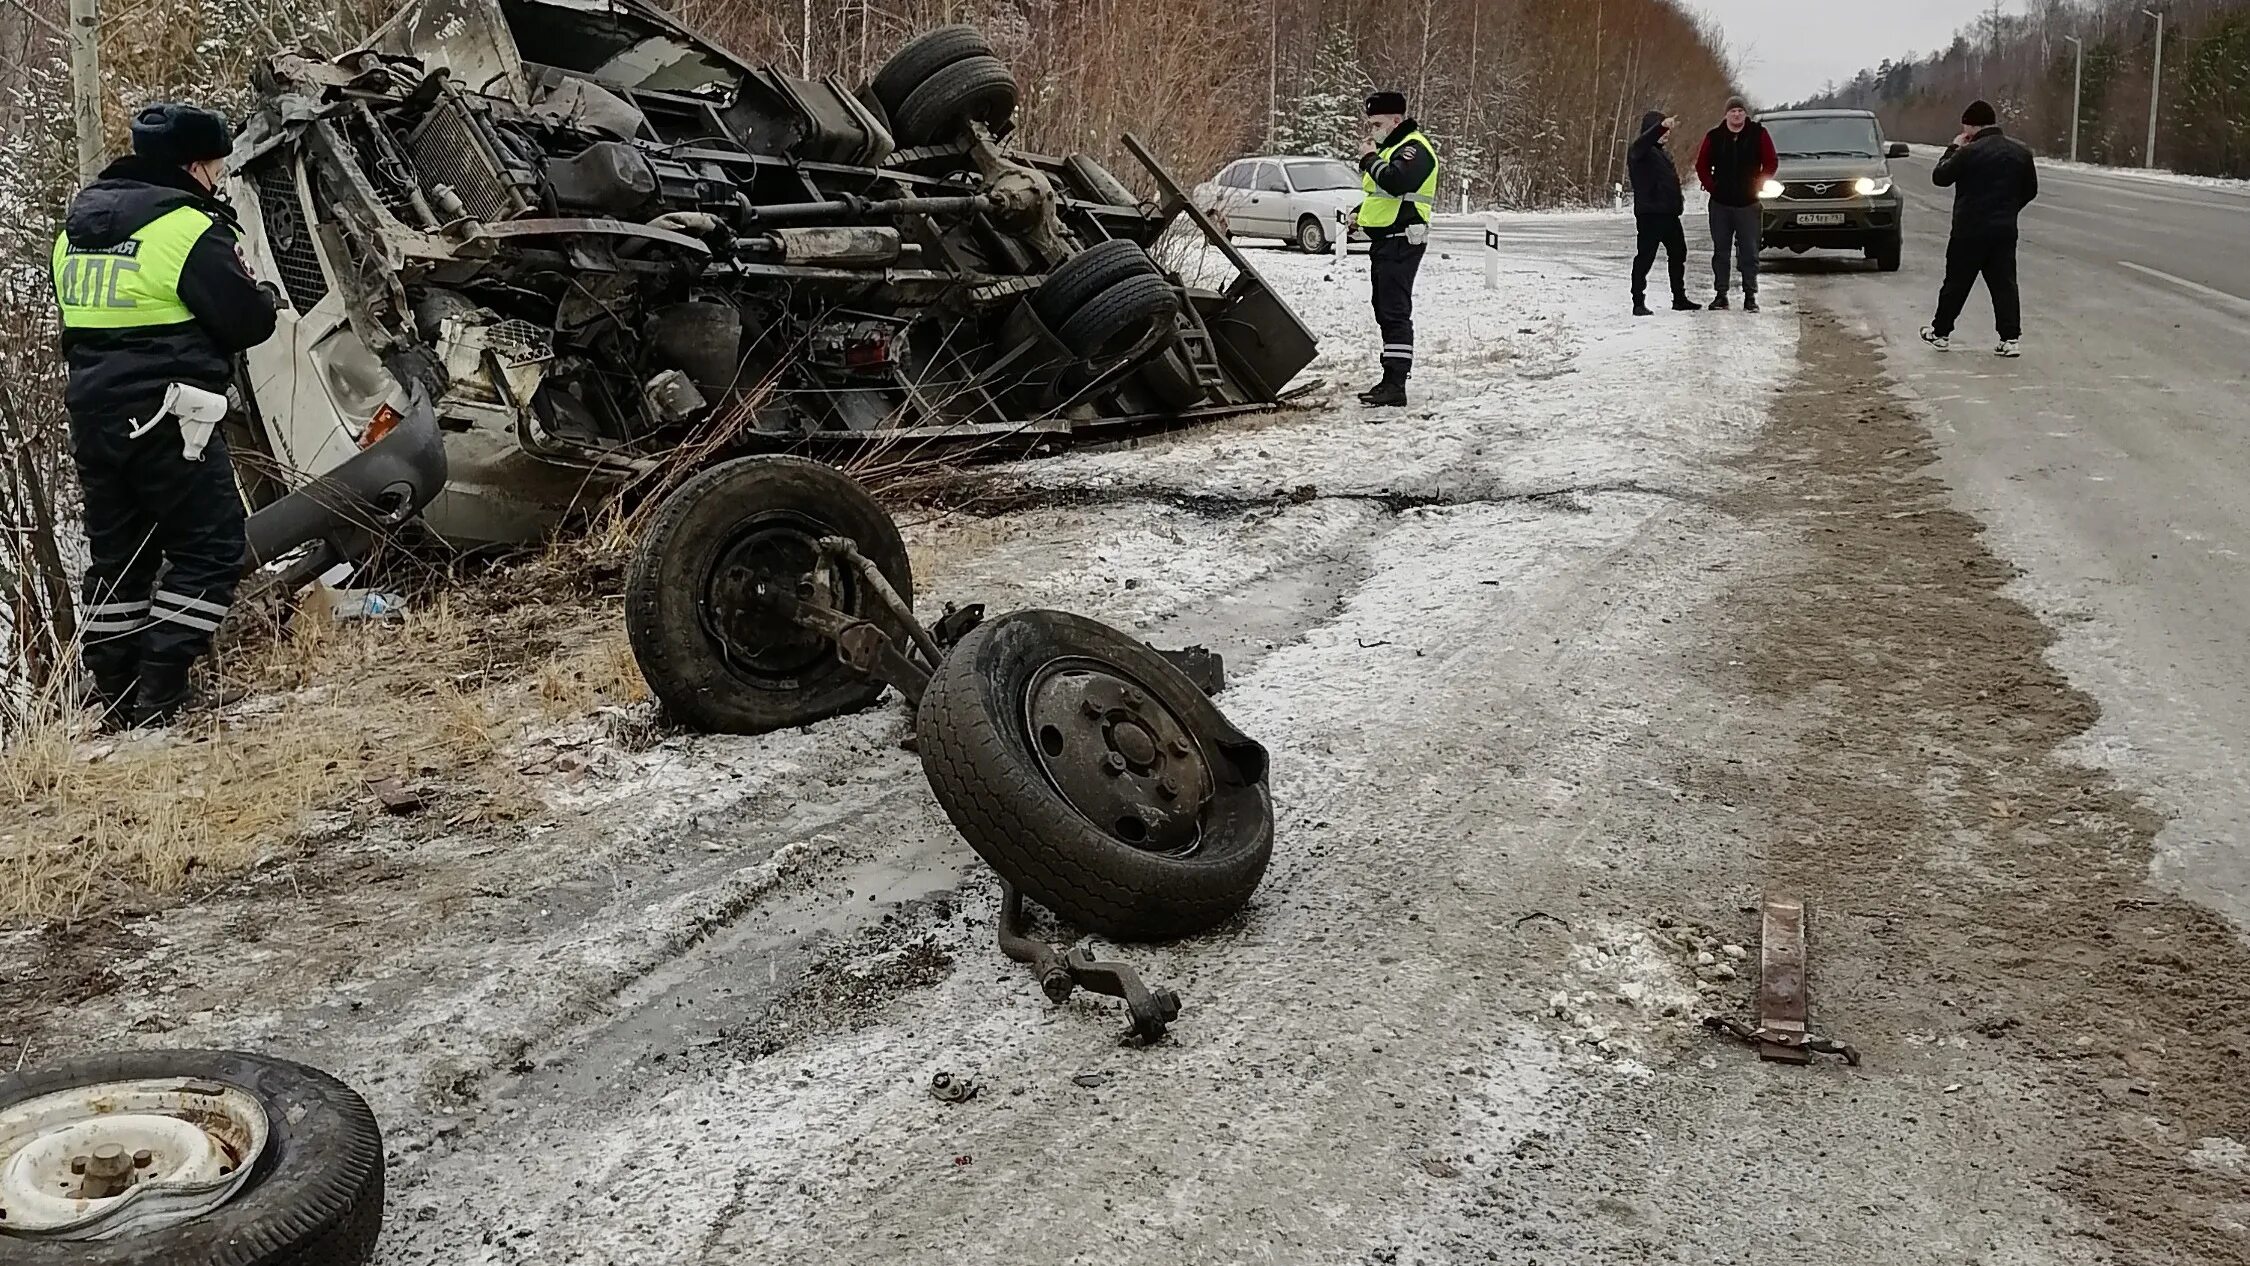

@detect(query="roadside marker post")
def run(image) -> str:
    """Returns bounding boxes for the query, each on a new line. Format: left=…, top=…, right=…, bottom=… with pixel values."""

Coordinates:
left=1335, top=208, right=1349, bottom=272
left=1484, top=214, right=1499, bottom=291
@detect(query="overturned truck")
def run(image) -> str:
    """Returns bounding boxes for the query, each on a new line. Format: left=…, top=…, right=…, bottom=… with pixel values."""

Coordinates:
left=225, top=0, right=1319, bottom=558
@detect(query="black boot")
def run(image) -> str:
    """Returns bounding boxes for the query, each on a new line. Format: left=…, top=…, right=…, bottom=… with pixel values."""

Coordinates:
left=1672, top=294, right=1704, bottom=311
left=1708, top=293, right=1730, bottom=311
left=1358, top=377, right=1407, bottom=408
left=1633, top=298, right=1654, bottom=317
left=1743, top=293, right=1760, bottom=313
left=130, top=660, right=192, bottom=730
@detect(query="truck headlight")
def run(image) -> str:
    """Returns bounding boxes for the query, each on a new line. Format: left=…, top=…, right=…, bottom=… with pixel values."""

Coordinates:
left=1855, top=177, right=1893, bottom=196
left=1759, top=179, right=1785, bottom=200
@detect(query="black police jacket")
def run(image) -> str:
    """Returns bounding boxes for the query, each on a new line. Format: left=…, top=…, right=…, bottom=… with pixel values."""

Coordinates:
left=56, top=156, right=278, bottom=419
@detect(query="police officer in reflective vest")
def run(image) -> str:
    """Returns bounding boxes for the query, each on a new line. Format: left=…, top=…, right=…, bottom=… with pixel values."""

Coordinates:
left=1354, top=91, right=1439, bottom=408
left=52, top=103, right=277, bottom=728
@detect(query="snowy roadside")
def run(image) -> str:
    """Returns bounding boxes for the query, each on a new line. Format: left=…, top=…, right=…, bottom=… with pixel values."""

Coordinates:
left=11, top=215, right=1811, bottom=1263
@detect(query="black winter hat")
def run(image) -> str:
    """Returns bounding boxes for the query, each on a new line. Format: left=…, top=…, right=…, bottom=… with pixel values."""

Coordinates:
left=1365, top=91, right=1408, bottom=116
left=130, top=102, right=234, bottom=166
left=1963, top=99, right=1998, bottom=128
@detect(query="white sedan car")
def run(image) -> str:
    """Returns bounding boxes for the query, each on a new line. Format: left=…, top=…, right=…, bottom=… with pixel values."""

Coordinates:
left=1191, top=155, right=1367, bottom=253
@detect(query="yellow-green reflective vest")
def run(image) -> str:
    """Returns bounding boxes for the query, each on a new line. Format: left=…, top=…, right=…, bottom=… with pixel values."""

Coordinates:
left=1359, top=130, right=1440, bottom=229
left=50, top=204, right=212, bottom=331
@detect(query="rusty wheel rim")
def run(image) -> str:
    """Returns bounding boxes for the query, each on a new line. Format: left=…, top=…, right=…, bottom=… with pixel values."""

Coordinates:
left=1020, top=658, right=1213, bottom=854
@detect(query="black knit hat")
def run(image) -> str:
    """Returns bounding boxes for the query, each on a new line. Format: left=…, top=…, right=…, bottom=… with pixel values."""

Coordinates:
left=1962, top=99, right=1998, bottom=127
left=1365, top=91, right=1408, bottom=117
left=130, top=102, right=233, bottom=166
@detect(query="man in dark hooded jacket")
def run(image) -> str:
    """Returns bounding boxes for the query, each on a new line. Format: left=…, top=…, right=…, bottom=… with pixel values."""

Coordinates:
left=1627, top=110, right=1702, bottom=316
left=1921, top=99, right=2039, bottom=357
left=51, top=102, right=278, bottom=728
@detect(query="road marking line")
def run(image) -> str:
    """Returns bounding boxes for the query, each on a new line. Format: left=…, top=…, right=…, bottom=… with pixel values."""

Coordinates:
left=2118, top=261, right=2250, bottom=320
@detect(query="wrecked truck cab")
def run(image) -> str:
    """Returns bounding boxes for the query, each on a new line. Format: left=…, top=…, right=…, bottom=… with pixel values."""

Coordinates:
left=223, top=0, right=1320, bottom=550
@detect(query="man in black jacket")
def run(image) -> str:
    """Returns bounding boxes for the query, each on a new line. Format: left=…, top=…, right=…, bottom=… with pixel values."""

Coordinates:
left=51, top=102, right=278, bottom=728
left=1627, top=110, right=1703, bottom=316
left=1922, top=99, right=2039, bottom=357
left=1694, top=96, right=1778, bottom=312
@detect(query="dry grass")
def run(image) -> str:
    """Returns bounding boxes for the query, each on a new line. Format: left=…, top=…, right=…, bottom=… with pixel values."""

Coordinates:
left=0, top=553, right=649, bottom=925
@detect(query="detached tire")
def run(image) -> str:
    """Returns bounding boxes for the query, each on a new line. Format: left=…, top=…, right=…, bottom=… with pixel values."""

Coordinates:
left=1055, top=273, right=1180, bottom=362
left=625, top=456, right=912, bottom=735
left=0, top=1049, right=382, bottom=1266
left=892, top=54, right=1018, bottom=147
left=871, top=24, right=991, bottom=117
left=916, top=610, right=1274, bottom=940
left=1033, top=239, right=1162, bottom=329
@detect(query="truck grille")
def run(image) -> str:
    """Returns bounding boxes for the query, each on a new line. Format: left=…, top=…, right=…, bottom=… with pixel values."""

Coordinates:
left=253, top=160, right=330, bottom=312
left=1780, top=180, right=1857, bottom=200
left=407, top=93, right=530, bottom=223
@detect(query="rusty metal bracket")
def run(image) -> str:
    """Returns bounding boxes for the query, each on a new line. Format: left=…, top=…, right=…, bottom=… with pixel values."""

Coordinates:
left=1701, top=1015, right=1861, bottom=1066
left=1701, top=894, right=1860, bottom=1068
left=996, top=883, right=1181, bottom=1045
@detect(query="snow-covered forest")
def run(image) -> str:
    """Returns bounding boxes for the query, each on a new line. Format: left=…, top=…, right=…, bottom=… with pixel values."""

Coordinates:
left=1793, top=0, right=2250, bottom=178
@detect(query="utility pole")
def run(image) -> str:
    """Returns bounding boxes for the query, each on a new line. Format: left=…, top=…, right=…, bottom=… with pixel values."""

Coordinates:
left=2141, top=7, right=2163, bottom=169
left=800, top=0, right=811, bottom=78
left=1266, top=0, right=1277, bottom=151
left=2063, top=34, right=2083, bottom=163
left=70, top=0, right=102, bottom=183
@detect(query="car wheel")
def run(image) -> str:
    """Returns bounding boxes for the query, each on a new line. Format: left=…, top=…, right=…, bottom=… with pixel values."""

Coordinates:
left=1054, top=273, right=1180, bottom=363
left=891, top=54, right=1017, bottom=147
left=1875, top=233, right=1903, bottom=272
left=625, top=456, right=912, bottom=735
left=1295, top=215, right=1328, bottom=254
left=1033, top=239, right=1161, bottom=330
left=0, top=1049, right=383, bottom=1265
left=870, top=24, right=990, bottom=117
left=916, top=609, right=1274, bottom=941
left=1064, top=154, right=1138, bottom=209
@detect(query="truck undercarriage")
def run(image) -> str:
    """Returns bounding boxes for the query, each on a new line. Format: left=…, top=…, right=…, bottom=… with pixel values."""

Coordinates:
left=225, top=0, right=1319, bottom=554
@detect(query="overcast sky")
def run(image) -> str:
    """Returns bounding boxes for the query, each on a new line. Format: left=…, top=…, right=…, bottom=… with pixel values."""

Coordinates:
left=1689, top=0, right=1985, bottom=105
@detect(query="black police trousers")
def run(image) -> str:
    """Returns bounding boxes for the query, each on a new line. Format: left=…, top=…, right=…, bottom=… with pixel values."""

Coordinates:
left=69, top=405, right=247, bottom=714
left=1370, top=234, right=1427, bottom=381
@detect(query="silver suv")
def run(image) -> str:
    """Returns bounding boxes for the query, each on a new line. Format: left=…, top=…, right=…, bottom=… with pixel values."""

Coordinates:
left=1755, top=109, right=1910, bottom=271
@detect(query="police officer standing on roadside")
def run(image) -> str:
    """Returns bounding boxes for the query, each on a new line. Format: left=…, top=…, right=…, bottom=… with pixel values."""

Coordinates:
left=52, top=102, right=278, bottom=729
left=1354, top=90, right=1439, bottom=409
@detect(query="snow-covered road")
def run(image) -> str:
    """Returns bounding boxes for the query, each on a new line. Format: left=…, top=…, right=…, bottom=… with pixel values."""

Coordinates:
left=18, top=214, right=2239, bottom=1264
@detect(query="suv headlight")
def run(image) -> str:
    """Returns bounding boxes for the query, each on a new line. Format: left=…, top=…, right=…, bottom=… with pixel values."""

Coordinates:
left=1854, top=176, right=1893, bottom=196
left=1759, top=178, right=1785, bottom=200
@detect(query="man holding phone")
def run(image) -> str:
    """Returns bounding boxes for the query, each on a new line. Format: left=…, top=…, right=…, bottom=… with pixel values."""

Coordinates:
left=1354, top=91, right=1439, bottom=408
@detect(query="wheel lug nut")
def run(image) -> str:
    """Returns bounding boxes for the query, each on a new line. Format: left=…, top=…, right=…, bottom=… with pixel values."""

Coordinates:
left=1081, top=699, right=1102, bottom=718
left=1158, top=779, right=1178, bottom=800
left=1169, top=739, right=1190, bottom=756
left=133, top=1150, right=154, bottom=1170
left=1104, top=753, right=1128, bottom=774
left=69, top=1155, right=88, bottom=1176
left=1124, top=688, right=1146, bottom=708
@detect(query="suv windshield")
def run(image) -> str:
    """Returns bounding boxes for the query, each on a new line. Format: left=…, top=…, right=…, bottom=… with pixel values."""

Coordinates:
left=1285, top=160, right=1360, bottom=191
left=1765, top=116, right=1883, bottom=159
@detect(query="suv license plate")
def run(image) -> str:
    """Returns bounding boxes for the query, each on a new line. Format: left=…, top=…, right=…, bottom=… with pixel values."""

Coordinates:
left=1797, top=213, right=1847, bottom=226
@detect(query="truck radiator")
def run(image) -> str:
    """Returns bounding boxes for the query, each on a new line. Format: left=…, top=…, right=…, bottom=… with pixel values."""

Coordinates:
left=406, top=92, right=532, bottom=223
left=252, top=159, right=331, bottom=313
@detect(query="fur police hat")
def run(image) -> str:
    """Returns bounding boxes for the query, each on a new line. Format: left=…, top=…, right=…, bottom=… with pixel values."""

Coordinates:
left=1962, top=99, right=1998, bottom=128
left=1365, top=91, right=1408, bottom=117
left=130, top=102, right=234, bottom=166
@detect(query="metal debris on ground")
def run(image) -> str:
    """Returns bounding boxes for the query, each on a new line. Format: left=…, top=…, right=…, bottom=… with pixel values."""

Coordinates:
left=1702, top=894, right=1861, bottom=1067
left=995, top=884, right=1181, bottom=1046
left=928, top=1072, right=980, bottom=1104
